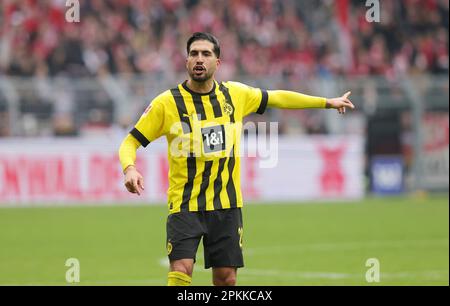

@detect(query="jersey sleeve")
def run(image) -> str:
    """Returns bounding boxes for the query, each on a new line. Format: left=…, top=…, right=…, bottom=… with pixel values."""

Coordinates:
left=130, top=96, right=168, bottom=147
left=118, top=134, right=141, bottom=171
left=228, top=81, right=268, bottom=117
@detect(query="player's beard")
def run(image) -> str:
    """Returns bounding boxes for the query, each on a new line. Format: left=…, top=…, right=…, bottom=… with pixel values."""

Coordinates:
left=189, top=68, right=214, bottom=82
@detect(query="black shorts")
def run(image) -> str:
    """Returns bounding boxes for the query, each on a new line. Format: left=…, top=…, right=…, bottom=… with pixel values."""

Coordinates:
left=166, top=208, right=244, bottom=269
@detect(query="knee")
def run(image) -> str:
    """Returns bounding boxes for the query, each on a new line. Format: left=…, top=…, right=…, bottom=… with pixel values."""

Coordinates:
left=168, top=260, right=194, bottom=286
left=170, top=260, right=194, bottom=277
left=213, top=273, right=236, bottom=286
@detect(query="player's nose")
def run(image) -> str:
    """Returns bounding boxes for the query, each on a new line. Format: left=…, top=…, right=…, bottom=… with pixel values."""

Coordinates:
left=196, top=54, right=204, bottom=62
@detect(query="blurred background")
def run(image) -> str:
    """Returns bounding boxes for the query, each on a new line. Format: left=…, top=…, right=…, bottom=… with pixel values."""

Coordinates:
left=0, top=0, right=448, bottom=285
left=0, top=0, right=448, bottom=195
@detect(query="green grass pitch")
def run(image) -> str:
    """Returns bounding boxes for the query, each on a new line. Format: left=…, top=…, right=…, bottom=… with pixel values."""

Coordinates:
left=0, top=195, right=448, bottom=285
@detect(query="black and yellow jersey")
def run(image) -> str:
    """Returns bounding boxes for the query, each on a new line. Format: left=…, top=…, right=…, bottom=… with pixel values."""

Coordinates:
left=130, top=80, right=268, bottom=214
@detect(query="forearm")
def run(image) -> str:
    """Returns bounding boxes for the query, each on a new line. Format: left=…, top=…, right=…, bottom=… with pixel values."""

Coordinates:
left=267, top=90, right=328, bottom=109
left=119, top=134, right=141, bottom=172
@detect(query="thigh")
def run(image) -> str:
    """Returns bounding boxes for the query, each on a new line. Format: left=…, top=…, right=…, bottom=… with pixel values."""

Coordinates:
left=166, top=211, right=205, bottom=262
left=203, top=208, right=244, bottom=269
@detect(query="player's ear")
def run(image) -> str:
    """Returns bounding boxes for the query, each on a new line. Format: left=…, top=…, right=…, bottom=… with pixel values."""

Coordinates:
left=216, top=58, right=221, bottom=68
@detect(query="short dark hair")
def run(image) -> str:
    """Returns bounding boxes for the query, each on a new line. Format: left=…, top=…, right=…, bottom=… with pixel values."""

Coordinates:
left=186, top=32, right=220, bottom=58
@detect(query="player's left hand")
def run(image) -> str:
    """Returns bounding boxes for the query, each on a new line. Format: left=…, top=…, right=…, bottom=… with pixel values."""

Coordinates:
left=326, top=91, right=355, bottom=114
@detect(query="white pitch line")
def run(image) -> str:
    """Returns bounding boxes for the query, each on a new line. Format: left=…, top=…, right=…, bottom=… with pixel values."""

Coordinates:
left=238, top=269, right=353, bottom=280
left=242, top=238, right=448, bottom=255
left=156, top=257, right=353, bottom=280
left=237, top=269, right=448, bottom=280
left=5, top=269, right=447, bottom=285
left=157, top=257, right=448, bottom=281
left=2, top=279, right=165, bottom=286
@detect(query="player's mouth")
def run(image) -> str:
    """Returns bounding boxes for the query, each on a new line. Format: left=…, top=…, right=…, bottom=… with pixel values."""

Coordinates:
left=193, top=65, right=206, bottom=75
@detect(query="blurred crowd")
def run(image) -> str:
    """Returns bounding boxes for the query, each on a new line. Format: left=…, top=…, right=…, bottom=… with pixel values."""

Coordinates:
left=0, top=0, right=448, bottom=137
left=1, top=0, right=448, bottom=79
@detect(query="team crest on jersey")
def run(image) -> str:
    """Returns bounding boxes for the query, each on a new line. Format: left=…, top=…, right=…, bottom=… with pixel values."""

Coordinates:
left=223, top=102, right=233, bottom=116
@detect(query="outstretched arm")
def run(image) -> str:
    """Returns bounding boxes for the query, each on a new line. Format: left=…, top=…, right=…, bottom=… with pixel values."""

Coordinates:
left=119, top=134, right=145, bottom=195
left=267, top=90, right=355, bottom=114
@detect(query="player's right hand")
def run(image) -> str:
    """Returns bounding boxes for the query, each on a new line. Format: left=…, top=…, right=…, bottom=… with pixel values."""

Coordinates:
left=124, top=166, right=145, bottom=196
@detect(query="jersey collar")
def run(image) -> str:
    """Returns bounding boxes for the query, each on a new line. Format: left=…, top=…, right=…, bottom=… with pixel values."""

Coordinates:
left=182, top=80, right=217, bottom=96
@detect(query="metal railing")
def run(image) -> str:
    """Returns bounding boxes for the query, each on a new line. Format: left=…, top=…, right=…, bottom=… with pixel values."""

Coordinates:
left=0, top=74, right=448, bottom=192
left=1, top=74, right=447, bottom=133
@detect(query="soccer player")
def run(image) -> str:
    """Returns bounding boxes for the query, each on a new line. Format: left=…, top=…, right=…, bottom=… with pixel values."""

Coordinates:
left=119, top=32, right=354, bottom=286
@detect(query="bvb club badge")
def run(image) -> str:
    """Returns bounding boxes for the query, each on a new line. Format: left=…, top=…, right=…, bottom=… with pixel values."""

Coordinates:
left=223, top=102, right=233, bottom=116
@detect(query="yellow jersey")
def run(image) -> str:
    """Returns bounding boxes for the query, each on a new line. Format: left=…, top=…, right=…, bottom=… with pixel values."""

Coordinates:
left=130, top=80, right=268, bottom=214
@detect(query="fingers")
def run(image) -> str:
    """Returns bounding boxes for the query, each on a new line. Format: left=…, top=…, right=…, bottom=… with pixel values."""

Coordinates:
left=133, top=179, right=141, bottom=196
left=332, top=91, right=355, bottom=115
left=341, top=92, right=353, bottom=109
left=344, top=99, right=355, bottom=109
left=340, top=92, right=355, bottom=112
left=125, top=177, right=144, bottom=196
left=342, top=91, right=355, bottom=109
left=137, top=177, right=145, bottom=194
left=137, top=177, right=145, bottom=190
left=125, top=181, right=137, bottom=194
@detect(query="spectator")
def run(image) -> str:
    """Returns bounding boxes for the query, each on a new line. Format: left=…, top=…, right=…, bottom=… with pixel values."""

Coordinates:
left=0, top=0, right=447, bottom=79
